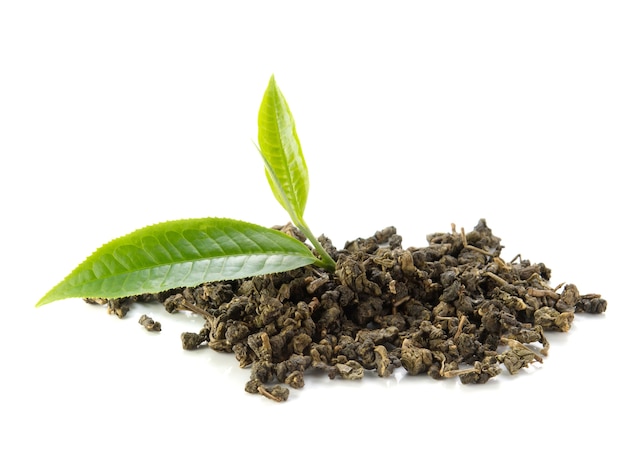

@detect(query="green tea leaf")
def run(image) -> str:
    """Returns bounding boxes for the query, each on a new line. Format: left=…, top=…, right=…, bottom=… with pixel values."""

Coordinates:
left=258, top=75, right=309, bottom=222
left=36, top=218, right=318, bottom=306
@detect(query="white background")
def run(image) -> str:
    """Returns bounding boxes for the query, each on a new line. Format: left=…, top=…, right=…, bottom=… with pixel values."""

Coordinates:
left=1, top=1, right=624, bottom=468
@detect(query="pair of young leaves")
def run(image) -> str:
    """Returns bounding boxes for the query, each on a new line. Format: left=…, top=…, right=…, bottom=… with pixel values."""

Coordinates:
left=37, top=76, right=335, bottom=307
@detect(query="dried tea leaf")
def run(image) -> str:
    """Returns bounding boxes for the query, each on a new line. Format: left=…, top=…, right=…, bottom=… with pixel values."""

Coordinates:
left=139, top=314, right=161, bottom=332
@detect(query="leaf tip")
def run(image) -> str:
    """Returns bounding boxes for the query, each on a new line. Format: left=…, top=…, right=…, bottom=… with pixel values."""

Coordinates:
left=266, top=74, right=280, bottom=96
left=35, top=286, right=63, bottom=308
left=35, top=294, right=52, bottom=308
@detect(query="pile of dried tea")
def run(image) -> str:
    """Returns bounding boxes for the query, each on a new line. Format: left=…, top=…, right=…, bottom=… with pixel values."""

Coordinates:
left=91, top=220, right=607, bottom=402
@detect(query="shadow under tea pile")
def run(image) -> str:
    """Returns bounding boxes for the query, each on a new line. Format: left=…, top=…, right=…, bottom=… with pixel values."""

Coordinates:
left=89, top=219, right=607, bottom=402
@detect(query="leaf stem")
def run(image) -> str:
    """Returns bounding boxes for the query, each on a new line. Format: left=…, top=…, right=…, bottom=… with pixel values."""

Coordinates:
left=295, top=219, right=336, bottom=272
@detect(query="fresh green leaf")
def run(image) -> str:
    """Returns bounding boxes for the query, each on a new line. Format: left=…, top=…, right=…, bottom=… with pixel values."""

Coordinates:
left=36, top=217, right=318, bottom=306
left=257, top=75, right=336, bottom=273
left=258, top=75, right=309, bottom=222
